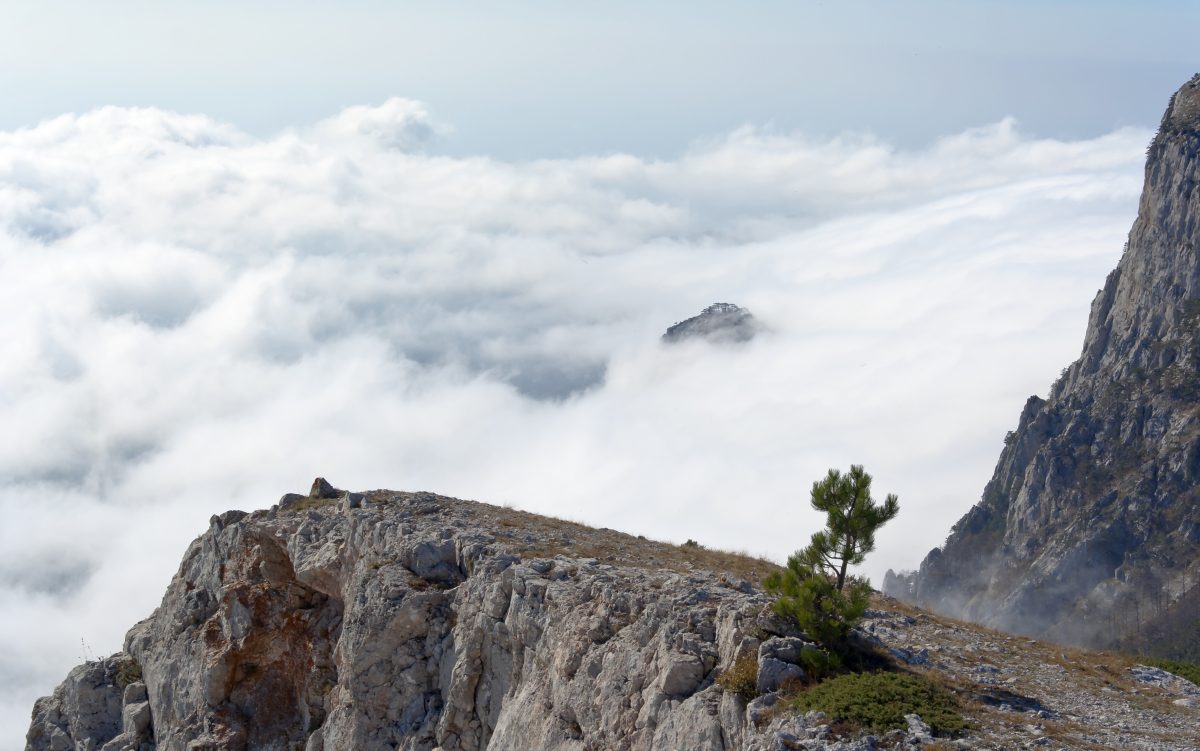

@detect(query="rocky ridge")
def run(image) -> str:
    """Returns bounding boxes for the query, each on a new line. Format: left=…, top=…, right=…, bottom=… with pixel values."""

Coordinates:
left=27, top=483, right=1200, bottom=750
left=888, top=75, right=1200, bottom=657
left=662, top=303, right=760, bottom=344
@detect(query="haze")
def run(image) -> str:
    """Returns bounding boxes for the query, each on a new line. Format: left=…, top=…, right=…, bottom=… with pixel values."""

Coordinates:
left=1, top=2, right=1195, bottom=747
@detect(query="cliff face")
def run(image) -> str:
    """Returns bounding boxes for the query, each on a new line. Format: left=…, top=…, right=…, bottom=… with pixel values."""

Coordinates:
left=25, top=487, right=803, bottom=751
left=25, top=485, right=1200, bottom=750
left=893, top=75, right=1200, bottom=655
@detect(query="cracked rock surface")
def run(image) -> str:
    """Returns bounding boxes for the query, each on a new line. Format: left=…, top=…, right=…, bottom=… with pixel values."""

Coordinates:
left=27, top=488, right=1200, bottom=750
left=894, top=74, right=1200, bottom=656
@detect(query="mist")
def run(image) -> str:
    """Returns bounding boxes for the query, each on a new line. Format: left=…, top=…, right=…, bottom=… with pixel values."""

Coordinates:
left=0, top=101, right=1149, bottom=740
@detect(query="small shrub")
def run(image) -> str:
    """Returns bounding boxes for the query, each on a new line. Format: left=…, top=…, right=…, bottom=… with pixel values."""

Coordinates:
left=797, top=643, right=843, bottom=681
left=683, top=539, right=700, bottom=548
left=716, top=653, right=760, bottom=701
left=115, top=657, right=143, bottom=689
left=1148, top=657, right=1200, bottom=685
left=792, top=671, right=965, bottom=735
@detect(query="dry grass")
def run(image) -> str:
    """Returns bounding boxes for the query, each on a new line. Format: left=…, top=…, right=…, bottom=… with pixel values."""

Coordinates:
left=278, top=488, right=779, bottom=586
left=716, top=653, right=760, bottom=701
left=323, top=490, right=781, bottom=585
left=284, top=496, right=340, bottom=513
left=484, top=505, right=780, bottom=585
left=867, top=593, right=1200, bottom=749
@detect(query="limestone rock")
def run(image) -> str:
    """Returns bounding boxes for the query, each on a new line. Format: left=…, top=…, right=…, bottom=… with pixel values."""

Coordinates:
left=25, top=489, right=1200, bottom=750
left=27, top=491, right=782, bottom=751
left=309, top=477, right=340, bottom=499
left=755, top=637, right=809, bottom=693
left=905, top=74, right=1200, bottom=657
left=755, top=657, right=804, bottom=694
left=26, top=655, right=153, bottom=751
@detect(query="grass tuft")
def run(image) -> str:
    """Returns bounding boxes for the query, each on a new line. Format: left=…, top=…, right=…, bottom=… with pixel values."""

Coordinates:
left=115, top=656, right=143, bottom=689
left=716, top=653, right=760, bottom=701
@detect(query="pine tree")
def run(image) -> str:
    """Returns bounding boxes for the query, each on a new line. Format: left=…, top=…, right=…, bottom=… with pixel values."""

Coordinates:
left=765, top=465, right=899, bottom=647
left=800, top=465, right=899, bottom=592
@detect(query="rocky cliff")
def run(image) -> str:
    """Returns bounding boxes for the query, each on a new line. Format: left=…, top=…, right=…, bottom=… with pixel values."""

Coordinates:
left=23, top=483, right=794, bottom=751
left=890, top=75, right=1200, bottom=657
left=26, top=482, right=1200, bottom=750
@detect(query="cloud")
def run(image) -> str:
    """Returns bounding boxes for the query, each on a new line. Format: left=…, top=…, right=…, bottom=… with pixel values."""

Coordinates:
left=311, top=97, right=442, bottom=151
left=0, top=100, right=1150, bottom=743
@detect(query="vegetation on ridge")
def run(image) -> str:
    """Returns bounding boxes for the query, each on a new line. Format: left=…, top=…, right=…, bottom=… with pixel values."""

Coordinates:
left=1147, top=657, right=1200, bottom=686
left=764, top=465, right=898, bottom=648
left=715, top=653, right=761, bottom=701
left=750, top=466, right=970, bottom=738
left=792, top=671, right=966, bottom=735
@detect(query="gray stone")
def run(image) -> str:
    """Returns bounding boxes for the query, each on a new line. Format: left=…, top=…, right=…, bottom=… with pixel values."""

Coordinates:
left=889, top=647, right=930, bottom=666
left=26, top=657, right=124, bottom=751
left=658, top=654, right=705, bottom=696
left=277, top=492, right=307, bottom=510
left=121, top=682, right=147, bottom=705
left=904, top=713, right=933, bottom=745
left=122, top=700, right=151, bottom=734
left=745, top=693, right=778, bottom=728
left=756, top=657, right=805, bottom=694
left=759, top=636, right=810, bottom=665
left=27, top=429, right=1200, bottom=751
left=310, top=476, right=340, bottom=499
left=905, top=74, right=1200, bottom=655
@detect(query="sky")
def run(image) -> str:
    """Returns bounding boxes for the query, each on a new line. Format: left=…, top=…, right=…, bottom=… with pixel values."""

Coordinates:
left=0, top=2, right=1196, bottom=747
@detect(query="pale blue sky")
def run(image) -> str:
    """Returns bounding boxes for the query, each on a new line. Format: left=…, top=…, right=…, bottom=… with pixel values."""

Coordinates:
left=1, top=5, right=1198, bottom=744
left=2, top=1, right=1196, bottom=157
left=3, top=3, right=1198, bottom=746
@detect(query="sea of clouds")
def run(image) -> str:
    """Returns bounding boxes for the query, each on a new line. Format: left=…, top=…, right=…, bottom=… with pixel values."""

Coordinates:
left=0, top=98, right=1149, bottom=741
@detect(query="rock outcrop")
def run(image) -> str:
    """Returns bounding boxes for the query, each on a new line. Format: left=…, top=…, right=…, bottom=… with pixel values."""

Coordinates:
left=891, top=75, right=1200, bottom=657
left=24, top=486, right=835, bottom=751
left=662, top=303, right=759, bottom=344
left=27, top=483, right=1200, bottom=750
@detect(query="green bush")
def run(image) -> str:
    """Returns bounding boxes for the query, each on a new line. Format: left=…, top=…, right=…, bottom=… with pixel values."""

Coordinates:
left=797, top=643, right=843, bottom=681
left=1148, top=657, right=1200, bottom=685
left=764, top=564, right=870, bottom=647
left=792, top=671, right=965, bottom=735
left=716, top=653, right=760, bottom=701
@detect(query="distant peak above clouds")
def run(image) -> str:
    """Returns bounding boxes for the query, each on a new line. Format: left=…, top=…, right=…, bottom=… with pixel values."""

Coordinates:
left=662, top=303, right=759, bottom=344
left=310, top=97, right=442, bottom=151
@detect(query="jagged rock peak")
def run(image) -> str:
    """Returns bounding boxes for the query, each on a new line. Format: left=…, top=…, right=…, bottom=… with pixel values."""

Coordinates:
left=662, top=302, right=759, bottom=344
left=1159, top=73, right=1200, bottom=137
left=309, top=476, right=340, bottom=499
left=1056, top=73, right=1200, bottom=397
left=898, top=75, right=1200, bottom=658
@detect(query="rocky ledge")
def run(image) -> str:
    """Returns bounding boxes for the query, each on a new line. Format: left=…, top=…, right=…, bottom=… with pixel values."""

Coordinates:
left=26, top=482, right=1200, bottom=750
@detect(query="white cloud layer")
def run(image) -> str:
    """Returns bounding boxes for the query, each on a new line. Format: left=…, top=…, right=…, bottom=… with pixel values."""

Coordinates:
left=0, top=101, right=1149, bottom=743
